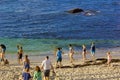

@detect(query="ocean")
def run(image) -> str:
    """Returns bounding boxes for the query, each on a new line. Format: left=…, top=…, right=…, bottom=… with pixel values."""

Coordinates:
left=0, top=0, right=120, bottom=54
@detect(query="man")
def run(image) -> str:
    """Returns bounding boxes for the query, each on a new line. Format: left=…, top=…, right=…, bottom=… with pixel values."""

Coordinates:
left=41, top=56, right=55, bottom=80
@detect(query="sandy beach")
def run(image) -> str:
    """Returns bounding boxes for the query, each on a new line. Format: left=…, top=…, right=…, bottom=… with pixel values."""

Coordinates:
left=0, top=47, right=120, bottom=80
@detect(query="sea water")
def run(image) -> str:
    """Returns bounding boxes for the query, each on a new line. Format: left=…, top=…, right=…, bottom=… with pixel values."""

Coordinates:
left=0, top=0, right=120, bottom=54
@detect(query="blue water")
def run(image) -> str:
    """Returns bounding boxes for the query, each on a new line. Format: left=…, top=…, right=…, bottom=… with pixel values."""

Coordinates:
left=0, top=0, right=120, bottom=53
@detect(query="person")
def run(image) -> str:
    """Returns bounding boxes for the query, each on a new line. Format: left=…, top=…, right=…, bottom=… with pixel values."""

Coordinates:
left=106, top=51, right=112, bottom=66
left=33, top=66, right=42, bottom=80
left=82, top=44, right=87, bottom=62
left=41, top=56, right=55, bottom=80
left=68, top=44, right=74, bottom=64
left=90, top=42, right=96, bottom=60
left=23, top=55, right=30, bottom=70
left=17, top=45, right=23, bottom=64
left=22, top=68, right=32, bottom=80
left=0, top=44, right=6, bottom=61
left=56, top=48, right=63, bottom=68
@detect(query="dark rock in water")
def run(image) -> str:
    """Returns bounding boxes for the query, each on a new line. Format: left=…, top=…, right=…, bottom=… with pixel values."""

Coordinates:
left=67, top=8, right=84, bottom=13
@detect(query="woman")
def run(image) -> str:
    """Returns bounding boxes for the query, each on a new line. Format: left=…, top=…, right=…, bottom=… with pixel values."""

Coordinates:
left=23, top=55, right=30, bottom=69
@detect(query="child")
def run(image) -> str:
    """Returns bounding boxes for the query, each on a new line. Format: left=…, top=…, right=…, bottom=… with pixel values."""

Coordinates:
left=33, top=66, right=42, bottom=80
left=17, top=45, right=23, bottom=64
left=22, top=68, right=32, bottom=80
left=68, top=44, right=74, bottom=64
left=82, top=45, right=87, bottom=62
left=56, top=48, right=63, bottom=68
left=23, top=55, right=30, bottom=69
left=107, top=51, right=112, bottom=66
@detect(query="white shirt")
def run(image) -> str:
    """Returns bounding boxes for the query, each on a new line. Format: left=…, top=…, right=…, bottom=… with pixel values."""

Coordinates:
left=41, top=59, right=52, bottom=70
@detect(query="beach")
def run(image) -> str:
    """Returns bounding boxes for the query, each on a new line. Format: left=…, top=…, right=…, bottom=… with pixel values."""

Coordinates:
left=0, top=47, right=120, bottom=80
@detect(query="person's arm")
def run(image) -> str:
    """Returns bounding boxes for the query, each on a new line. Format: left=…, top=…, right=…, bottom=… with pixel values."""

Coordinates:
left=40, top=61, right=44, bottom=70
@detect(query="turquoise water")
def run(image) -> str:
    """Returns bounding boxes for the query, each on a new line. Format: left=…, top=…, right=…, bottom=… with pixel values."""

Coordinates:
left=0, top=38, right=120, bottom=54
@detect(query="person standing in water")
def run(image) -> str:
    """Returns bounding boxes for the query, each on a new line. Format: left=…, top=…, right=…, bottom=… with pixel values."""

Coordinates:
left=68, top=44, right=74, bottom=64
left=90, top=42, right=96, bottom=60
left=17, top=45, right=23, bottom=64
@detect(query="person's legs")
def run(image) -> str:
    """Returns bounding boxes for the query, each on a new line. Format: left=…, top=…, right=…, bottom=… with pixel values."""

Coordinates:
left=1, top=53, right=4, bottom=61
left=44, top=70, right=50, bottom=80
left=91, top=51, right=95, bottom=60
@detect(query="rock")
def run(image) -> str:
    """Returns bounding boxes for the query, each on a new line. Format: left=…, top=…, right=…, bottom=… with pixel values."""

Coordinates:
left=67, top=8, right=84, bottom=13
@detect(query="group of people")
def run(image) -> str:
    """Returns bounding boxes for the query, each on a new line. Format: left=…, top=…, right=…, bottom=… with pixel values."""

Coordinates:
left=0, top=43, right=112, bottom=80
left=17, top=45, right=54, bottom=80
left=21, top=56, right=54, bottom=80
left=55, top=42, right=112, bottom=67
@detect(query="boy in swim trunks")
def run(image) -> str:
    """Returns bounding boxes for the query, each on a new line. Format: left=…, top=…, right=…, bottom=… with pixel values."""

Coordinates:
left=56, top=48, right=63, bottom=68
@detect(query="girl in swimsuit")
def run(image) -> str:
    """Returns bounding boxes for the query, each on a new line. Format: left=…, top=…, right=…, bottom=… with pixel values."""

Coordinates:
left=23, top=55, right=30, bottom=69
left=82, top=45, right=87, bottom=62
left=69, top=44, right=74, bottom=64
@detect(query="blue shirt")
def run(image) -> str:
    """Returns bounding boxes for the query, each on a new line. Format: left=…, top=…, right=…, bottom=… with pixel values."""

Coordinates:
left=57, top=50, right=62, bottom=58
left=22, top=72, right=31, bottom=80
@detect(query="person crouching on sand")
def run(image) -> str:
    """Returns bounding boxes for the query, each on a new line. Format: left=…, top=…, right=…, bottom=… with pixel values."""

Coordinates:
left=106, top=51, right=112, bottom=66
left=0, top=44, right=6, bottom=61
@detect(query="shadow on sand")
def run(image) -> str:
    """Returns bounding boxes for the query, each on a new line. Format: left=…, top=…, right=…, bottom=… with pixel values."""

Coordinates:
left=59, top=58, right=120, bottom=68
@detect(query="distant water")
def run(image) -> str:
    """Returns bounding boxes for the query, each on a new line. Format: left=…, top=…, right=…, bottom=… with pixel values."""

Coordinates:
left=0, top=0, right=120, bottom=54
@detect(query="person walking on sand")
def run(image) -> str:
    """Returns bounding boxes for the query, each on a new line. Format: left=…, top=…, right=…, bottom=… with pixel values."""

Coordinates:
left=22, top=68, right=32, bottom=80
left=82, top=44, right=87, bottom=61
left=90, top=42, right=96, bottom=60
left=23, top=55, right=30, bottom=70
left=33, top=66, right=42, bottom=80
left=41, top=56, right=55, bottom=80
left=56, top=48, right=63, bottom=68
left=106, top=51, right=112, bottom=66
left=17, top=45, right=23, bottom=64
left=68, top=44, right=74, bottom=64
left=0, top=44, right=6, bottom=61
